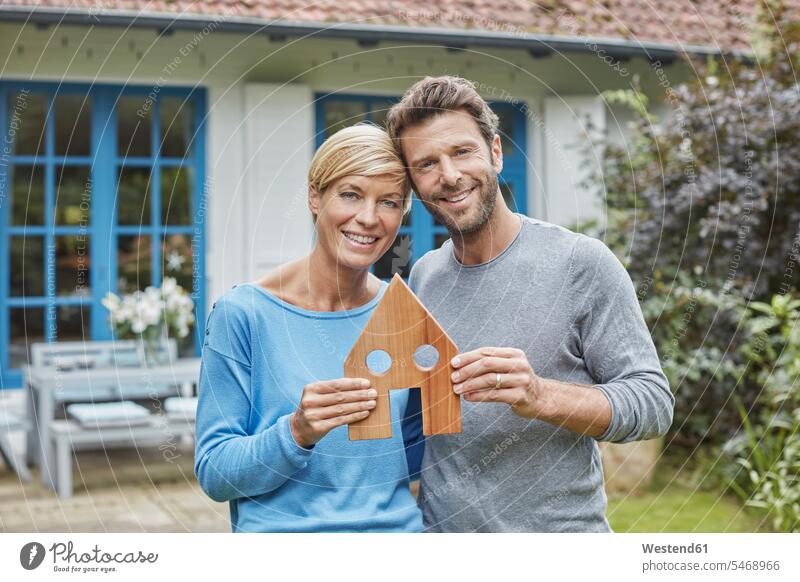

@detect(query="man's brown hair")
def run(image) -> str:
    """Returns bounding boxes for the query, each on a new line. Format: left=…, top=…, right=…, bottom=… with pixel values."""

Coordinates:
left=386, top=75, right=499, bottom=164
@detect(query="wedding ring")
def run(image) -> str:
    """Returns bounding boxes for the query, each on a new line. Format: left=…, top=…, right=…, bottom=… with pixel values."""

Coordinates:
left=495, top=373, right=502, bottom=389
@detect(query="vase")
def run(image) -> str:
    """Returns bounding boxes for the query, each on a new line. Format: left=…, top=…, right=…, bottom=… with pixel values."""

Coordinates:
left=141, top=325, right=170, bottom=366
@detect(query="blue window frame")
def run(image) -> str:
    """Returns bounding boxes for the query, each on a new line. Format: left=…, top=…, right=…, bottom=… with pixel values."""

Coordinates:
left=314, top=92, right=528, bottom=278
left=0, top=81, right=207, bottom=389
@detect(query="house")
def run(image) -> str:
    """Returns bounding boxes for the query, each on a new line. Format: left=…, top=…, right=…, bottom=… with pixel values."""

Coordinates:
left=346, top=274, right=460, bottom=440
left=0, top=0, right=762, bottom=389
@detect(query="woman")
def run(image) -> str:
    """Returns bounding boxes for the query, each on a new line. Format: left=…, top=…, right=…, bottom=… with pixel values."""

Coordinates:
left=194, top=124, right=423, bottom=533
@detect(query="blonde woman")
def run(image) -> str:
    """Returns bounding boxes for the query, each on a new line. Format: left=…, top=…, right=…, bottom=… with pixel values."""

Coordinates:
left=194, top=124, right=423, bottom=533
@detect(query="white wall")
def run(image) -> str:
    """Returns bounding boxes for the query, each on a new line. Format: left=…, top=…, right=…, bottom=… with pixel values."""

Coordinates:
left=205, top=81, right=248, bottom=303
left=542, top=95, right=606, bottom=229
left=243, top=83, right=314, bottom=279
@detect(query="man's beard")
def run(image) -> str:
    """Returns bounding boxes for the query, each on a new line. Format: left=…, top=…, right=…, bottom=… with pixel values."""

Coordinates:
left=422, top=168, right=499, bottom=238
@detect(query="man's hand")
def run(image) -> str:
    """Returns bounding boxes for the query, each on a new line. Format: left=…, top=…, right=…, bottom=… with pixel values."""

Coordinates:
left=450, top=346, right=612, bottom=437
left=450, top=347, right=548, bottom=420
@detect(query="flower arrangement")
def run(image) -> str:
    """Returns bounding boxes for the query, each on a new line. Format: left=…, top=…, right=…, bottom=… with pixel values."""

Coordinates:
left=101, top=277, right=195, bottom=361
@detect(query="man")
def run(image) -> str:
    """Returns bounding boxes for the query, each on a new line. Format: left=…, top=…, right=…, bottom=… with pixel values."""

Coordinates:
left=386, top=76, right=674, bottom=532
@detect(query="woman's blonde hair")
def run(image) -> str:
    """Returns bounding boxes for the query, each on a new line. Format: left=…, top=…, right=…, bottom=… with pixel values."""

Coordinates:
left=308, top=123, right=412, bottom=223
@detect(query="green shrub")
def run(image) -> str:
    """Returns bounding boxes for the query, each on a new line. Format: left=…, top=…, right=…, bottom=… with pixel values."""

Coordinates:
left=578, top=3, right=800, bottom=448
left=722, top=293, right=800, bottom=532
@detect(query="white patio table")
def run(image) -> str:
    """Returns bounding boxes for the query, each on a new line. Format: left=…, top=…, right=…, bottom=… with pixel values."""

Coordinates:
left=23, top=357, right=201, bottom=489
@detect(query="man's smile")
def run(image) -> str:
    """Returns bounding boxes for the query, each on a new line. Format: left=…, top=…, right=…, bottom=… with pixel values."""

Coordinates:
left=438, top=186, right=476, bottom=208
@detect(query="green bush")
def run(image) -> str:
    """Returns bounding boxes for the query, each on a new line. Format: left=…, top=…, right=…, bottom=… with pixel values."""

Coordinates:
left=722, top=293, right=800, bottom=532
left=578, top=0, right=800, bottom=531
left=579, top=3, right=800, bottom=448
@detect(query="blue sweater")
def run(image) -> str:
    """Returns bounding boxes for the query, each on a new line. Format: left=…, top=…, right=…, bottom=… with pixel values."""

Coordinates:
left=194, top=282, right=424, bottom=533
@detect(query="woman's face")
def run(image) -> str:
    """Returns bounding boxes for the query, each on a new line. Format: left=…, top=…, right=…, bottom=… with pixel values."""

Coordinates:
left=310, top=173, right=406, bottom=272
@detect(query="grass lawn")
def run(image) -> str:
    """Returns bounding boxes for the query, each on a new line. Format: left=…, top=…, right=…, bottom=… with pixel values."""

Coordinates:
left=606, top=456, right=773, bottom=533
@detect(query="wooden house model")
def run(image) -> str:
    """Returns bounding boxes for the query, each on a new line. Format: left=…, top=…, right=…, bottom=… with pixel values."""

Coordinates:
left=346, top=274, right=462, bottom=440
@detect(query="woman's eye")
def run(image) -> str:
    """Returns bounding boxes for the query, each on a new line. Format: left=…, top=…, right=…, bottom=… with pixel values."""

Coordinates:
left=381, top=199, right=400, bottom=208
left=340, top=191, right=358, bottom=199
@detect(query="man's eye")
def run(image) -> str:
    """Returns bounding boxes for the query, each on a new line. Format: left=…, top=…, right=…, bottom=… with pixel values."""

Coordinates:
left=417, top=160, right=434, bottom=170
left=455, top=148, right=471, bottom=156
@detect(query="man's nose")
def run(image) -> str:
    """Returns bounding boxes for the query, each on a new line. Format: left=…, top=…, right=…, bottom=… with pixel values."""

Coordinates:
left=439, top=155, right=461, bottom=186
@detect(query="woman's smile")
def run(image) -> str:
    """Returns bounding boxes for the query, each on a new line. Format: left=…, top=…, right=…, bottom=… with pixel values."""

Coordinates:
left=341, top=230, right=379, bottom=248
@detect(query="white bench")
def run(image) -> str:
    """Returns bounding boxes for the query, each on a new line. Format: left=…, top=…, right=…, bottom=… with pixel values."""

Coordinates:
left=0, top=409, right=33, bottom=482
left=31, top=339, right=179, bottom=400
left=48, top=415, right=196, bottom=499
left=24, top=339, right=186, bottom=485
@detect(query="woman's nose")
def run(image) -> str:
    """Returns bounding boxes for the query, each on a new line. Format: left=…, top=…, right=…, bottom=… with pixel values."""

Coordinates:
left=355, top=203, right=379, bottom=227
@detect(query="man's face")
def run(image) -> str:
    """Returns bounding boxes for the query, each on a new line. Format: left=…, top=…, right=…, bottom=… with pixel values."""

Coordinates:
left=400, top=109, right=503, bottom=236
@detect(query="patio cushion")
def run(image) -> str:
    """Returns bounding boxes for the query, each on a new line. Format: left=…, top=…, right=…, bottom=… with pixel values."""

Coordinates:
left=164, top=396, right=197, bottom=419
left=66, top=401, right=152, bottom=428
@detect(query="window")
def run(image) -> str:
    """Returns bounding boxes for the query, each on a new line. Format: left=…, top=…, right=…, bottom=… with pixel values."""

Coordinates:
left=0, top=82, right=207, bottom=389
left=315, top=93, right=528, bottom=279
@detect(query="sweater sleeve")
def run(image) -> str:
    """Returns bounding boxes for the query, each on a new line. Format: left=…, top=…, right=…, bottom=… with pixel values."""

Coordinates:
left=571, top=236, right=675, bottom=444
left=194, top=296, right=314, bottom=502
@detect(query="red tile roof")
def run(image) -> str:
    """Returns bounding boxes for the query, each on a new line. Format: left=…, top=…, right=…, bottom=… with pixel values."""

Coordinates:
left=2, top=0, right=795, bottom=52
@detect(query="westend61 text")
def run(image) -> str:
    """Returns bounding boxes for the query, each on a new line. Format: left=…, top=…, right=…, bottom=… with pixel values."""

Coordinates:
left=642, top=543, right=708, bottom=554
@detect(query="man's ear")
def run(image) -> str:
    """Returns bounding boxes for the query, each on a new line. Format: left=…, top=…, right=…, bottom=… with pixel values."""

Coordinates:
left=308, top=184, right=321, bottom=219
left=491, top=134, right=503, bottom=174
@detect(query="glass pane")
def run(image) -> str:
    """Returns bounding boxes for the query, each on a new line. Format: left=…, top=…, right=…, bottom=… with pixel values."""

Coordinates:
left=434, top=232, right=450, bottom=249
left=322, top=101, right=367, bottom=139
left=373, top=234, right=412, bottom=279
left=10, top=236, right=44, bottom=296
left=117, top=166, right=151, bottom=225
left=500, top=182, right=516, bottom=211
left=117, top=96, right=151, bottom=158
left=56, top=304, right=90, bottom=341
left=370, top=101, right=394, bottom=128
left=10, top=165, right=45, bottom=225
left=402, top=202, right=413, bottom=227
left=161, top=166, right=192, bottom=225
left=55, top=94, right=91, bottom=156
left=55, top=165, right=91, bottom=225
left=496, top=107, right=516, bottom=158
left=55, top=235, right=91, bottom=297
left=162, top=233, right=194, bottom=291
left=160, top=97, right=194, bottom=158
left=9, top=307, right=45, bottom=369
left=117, top=235, right=152, bottom=293
left=6, top=91, right=47, bottom=156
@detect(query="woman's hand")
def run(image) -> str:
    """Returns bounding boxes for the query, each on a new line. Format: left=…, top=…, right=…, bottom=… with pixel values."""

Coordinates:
left=289, top=378, right=377, bottom=448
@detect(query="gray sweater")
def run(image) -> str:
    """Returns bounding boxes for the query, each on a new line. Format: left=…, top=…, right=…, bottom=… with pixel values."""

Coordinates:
left=407, top=215, right=674, bottom=532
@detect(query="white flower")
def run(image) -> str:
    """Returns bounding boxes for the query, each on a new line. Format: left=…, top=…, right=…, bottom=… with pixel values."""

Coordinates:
left=165, top=253, right=185, bottom=272
left=101, top=292, right=121, bottom=313
left=101, top=278, right=193, bottom=340
left=161, top=277, right=178, bottom=297
left=130, top=314, right=147, bottom=334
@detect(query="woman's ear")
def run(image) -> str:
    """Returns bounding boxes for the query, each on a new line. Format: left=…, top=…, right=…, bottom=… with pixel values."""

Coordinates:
left=308, top=184, right=321, bottom=219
